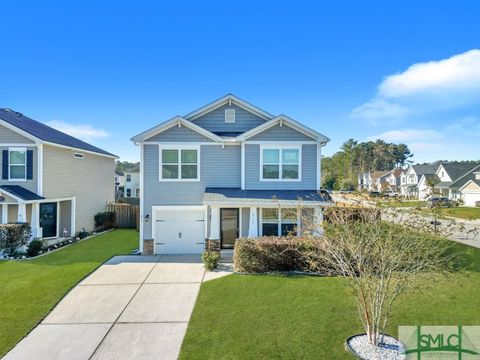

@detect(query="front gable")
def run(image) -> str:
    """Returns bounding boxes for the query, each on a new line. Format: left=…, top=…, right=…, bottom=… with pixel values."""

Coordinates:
left=461, top=180, right=480, bottom=191
left=191, top=104, right=266, bottom=134
left=436, top=164, right=452, bottom=182
left=0, top=124, right=35, bottom=144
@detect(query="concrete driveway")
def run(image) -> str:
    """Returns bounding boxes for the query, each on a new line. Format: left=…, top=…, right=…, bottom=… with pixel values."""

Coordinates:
left=4, top=255, right=206, bottom=360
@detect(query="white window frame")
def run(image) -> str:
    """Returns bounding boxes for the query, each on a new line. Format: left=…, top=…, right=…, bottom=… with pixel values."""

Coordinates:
left=260, top=145, right=302, bottom=182
left=8, top=147, right=27, bottom=181
left=260, top=208, right=299, bottom=236
left=158, top=144, right=200, bottom=182
left=126, top=174, right=132, bottom=182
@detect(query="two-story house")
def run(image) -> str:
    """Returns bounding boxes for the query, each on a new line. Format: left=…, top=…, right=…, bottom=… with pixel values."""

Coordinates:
left=131, top=95, right=331, bottom=255
left=0, top=108, right=116, bottom=240
left=124, top=165, right=140, bottom=198
left=401, top=163, right=439, bottom=199
left=433, top=162, right=480, bottom=200
left=386, top=169, right=403, bottom=192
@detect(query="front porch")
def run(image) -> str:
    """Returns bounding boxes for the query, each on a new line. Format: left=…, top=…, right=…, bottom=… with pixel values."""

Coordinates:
left=203, top=188, right=331, bottom=251
left=0, top=185, right=75, bottom=240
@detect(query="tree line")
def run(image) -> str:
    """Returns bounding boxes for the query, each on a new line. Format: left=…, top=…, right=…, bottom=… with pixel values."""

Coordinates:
left=322, top=139, right=413, bottom=190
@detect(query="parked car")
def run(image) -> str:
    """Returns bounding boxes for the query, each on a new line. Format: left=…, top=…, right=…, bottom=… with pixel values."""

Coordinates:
left=369, top=191, right=381, bottom=197
left=383, top=190, right=399, bottom=198
left=427, top=197, right=452, bottom=208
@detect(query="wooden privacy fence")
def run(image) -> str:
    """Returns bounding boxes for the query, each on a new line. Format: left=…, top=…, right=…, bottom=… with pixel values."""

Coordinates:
left=107, top=203, right=140, bottom=230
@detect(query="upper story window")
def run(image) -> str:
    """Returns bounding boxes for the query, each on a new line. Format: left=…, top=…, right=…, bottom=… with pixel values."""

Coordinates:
left=408, top=174, right=415, bottom=183
left=126, top=174, right=132, bottom=182
left=9, top=148, right=27, bottom=180
left=225, top=108, right=235, bottom=123
left=160, top=145, right=199, bottom=181
left=261, top=146, right=301, bottom=181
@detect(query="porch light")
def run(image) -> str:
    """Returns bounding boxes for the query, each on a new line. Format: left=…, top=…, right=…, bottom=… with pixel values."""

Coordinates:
left=145, top=213, right=150, bottom=223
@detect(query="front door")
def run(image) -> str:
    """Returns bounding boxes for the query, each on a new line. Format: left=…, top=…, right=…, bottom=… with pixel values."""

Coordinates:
left=220, top=208, right=239, bottom=249
left=40, top=202, right=57, bottom=238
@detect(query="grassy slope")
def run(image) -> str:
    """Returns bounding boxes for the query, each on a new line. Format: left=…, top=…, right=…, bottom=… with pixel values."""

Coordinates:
left=180, top=243, right=480, bottom=360
left=0, top=229, right=138, bottom=357
left=439, top=207, right=480, bottom=220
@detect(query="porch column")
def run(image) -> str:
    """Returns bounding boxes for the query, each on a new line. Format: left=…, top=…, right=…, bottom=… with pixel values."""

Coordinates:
left=17, top=203, right=26, bottom=223
left=31, top=203, right=41, bottom=238
left=248, top=207, right=258, bottom=238
left=209, top=207, right=220, bottom=239
left=313, top=207, right=324, bottom=236
left=1, top=204, right=8, bottom=224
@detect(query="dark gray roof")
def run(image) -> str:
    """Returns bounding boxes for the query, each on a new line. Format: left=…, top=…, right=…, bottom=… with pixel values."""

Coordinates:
left=204, top=188, right=331, bottom=202
left=441, top=163, right=480, bottom=182
left=0, top=109, right=116, bottom=157
left=412, top=164, right=439, bottom=176
left=0, top=185, right=45, bottom=201
left=451, top=168, right=480, bottom=189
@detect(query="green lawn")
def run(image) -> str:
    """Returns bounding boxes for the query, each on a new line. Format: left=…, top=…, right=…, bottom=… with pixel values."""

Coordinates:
left=180, top=243, right=480, bottom=360
left=384, top=200, right=426, bottom=208
left=439, top=207, right=480, bottom=220
left=0, top=229, right=138, bottom=357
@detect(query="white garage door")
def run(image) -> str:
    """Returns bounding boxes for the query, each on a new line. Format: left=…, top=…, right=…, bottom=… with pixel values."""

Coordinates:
left=154, top=210, right=205, bottom=254
left=463, top=192, right=480, bottom=207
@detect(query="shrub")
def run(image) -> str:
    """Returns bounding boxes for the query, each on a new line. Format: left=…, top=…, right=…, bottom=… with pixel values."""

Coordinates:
left=202, top=251, right=220, bottom=271
left=77, top=228, right=90, bottom=239
left=26, top=238, right=46, bottom=257
left=94, top=211, right=115, bottom=230
left=476, top=201, right=480, bottom=208
left=0, top=223, right=31, bottom=255
left=233, top=236, right=329, bottom=274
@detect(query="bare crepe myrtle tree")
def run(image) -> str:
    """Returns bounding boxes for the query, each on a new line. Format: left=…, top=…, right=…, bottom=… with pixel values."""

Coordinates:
left=300, top=205, right=456, bottom=346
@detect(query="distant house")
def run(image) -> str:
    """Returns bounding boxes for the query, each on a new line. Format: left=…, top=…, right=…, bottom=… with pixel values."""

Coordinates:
left=400, top=163, right=439, bottom=198
left=0, top=108, right=116, bottom=239
left=124, top=165, right=140, bottom=198
left=386, top=169, right=404, bottom=192
left=459, top=171, right=480, bottom=206
left=115, top=170, right=125, bottom=197
left=434, top=162, right=480, bottom=200
left=358, top=171, right=390, bottom=192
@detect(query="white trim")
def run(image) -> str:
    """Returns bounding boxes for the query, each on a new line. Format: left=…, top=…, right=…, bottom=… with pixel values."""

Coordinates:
left=0, top=143, right=37, bottom=147
left=459, top=179, right=480, bottom=191
left=260, top=207, right=298, bottom=237
left=245, top=140, right=318, bottom=145
left=131, top=116, right=225, bottom=143
left=259, top=145, right=302, bottom=182
left=37, top=144, right=43, bottom=195
left=1, top=204, right=8, bottom=224
left=158, top=144, right=201, bottom=182
left=8, top=147, right=27, bottom=181
left=0, top=119, right=41, bottom=143
left=141, top=141, right=240, bottom=146
left=203, top=201, right=330, bottom=207
left=184, top=94, right=274, bottom=121
left=71, top=196, right=76, bottom=237
left=316, top=142, right=321, bottom=190
left=237, top=115, right=330, bottom=143
left=139, top=144, right=144, bottom=252
left=241, top=142, right=245, bottom=190
left=224, top=108, right=236, bottom=123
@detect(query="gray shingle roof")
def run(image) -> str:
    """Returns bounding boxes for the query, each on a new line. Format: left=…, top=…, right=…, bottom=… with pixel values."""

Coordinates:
left=0, top=109, right=116, bottom=157
left=441, top=163, right=480, bottom=182
left=451, top=167, right=480, bottom=189
left=412, top=164, right=438, bottom=176
left=0, top=185, right=45, bottom=201
left=203, top=188, right=331, bottom=203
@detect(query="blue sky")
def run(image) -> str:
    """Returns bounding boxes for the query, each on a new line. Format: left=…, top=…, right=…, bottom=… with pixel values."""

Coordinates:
left=1, top=1, right=479, bottom=162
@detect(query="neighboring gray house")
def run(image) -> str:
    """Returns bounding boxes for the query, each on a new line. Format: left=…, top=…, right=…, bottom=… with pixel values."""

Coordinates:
left=434, top=162, right=480, bottom=200
left=131, top=94, right=331, bottom=255
left=0, top=108, right=116, bottom=239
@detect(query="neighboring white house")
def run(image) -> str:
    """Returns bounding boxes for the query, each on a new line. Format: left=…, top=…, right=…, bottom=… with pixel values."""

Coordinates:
left=124, top=166, right=140, bottom=198
left=400, top=164, right=439, bottom=198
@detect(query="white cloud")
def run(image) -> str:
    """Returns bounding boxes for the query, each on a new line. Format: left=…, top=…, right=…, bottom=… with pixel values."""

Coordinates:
left=352, top=99, right=408, bottom=124
left=45, top=120, right=110, bottom=142
left=379, top=49, right=480, bottom=98
left=367, top=129, right=442, bottom=142
left=352, top=49, right=480, bottom=122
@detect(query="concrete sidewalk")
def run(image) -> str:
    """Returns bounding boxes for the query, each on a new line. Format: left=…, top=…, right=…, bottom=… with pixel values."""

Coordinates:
left=4, top=255, right=208, bottom=360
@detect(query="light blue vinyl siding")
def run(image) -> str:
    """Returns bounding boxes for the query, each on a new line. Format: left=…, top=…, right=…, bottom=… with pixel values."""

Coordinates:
left=249, top=124, right=315, bottom=141
left=192, top=104, right=266, bottom=133
left=245, top=144, right=317, bottom=190
left=145, top=125, right=214, bottom=142
left=143, top=144, right=241, bottom=239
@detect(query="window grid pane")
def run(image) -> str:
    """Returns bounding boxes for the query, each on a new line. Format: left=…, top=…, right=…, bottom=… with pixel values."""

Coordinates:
left=162, top=165, right=179, bottom=179
left=282, top=149, right=299, bottom=164
left=181, top=165, right=197, bottom=179
left=282, top=165, right=299, bottom=179
left=181, top=150, right=197, bottom=164
left=263, top=149, right=279, bottom=164
left=10, top=151, right=26, bottom=165
left=263, top=165, right=279, bottom=179
left=162, top=149, right=178, bottom=164
left=262, top=208, right=279, bottom=222
left=281, top=208, right=297, bottom=223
